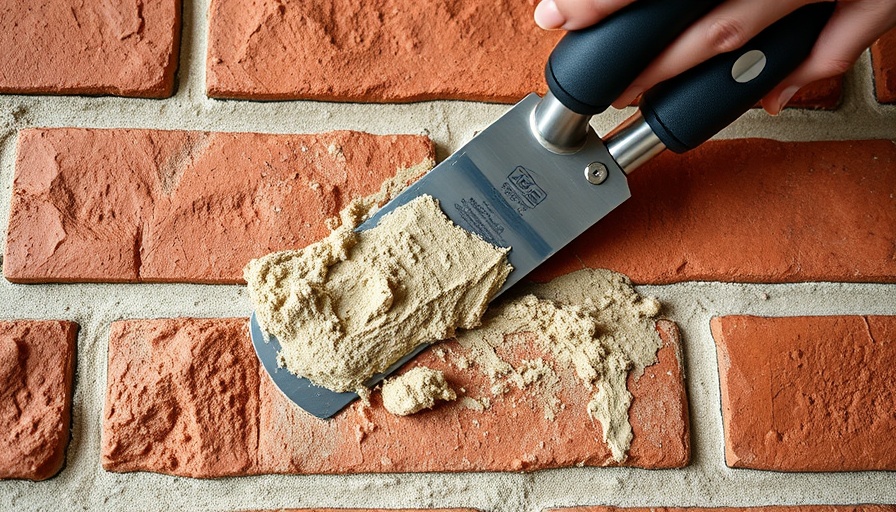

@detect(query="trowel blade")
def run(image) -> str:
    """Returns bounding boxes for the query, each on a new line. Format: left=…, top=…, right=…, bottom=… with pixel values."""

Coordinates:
left=251, top=93, right=631, bottom=419
left=249, top=312, right=430, bottom=418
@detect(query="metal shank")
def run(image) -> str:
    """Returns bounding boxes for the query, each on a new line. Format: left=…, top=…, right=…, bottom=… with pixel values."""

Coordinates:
left=604, top=111, right=666, bottom=174
left=530, top=91, right=593, bottom=153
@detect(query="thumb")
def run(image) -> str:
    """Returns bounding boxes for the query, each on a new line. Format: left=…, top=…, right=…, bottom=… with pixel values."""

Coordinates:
left=534, top=0, right=638, bottom=31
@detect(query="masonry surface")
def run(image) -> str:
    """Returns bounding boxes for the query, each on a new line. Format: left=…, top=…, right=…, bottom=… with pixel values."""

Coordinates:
left=0, top=0, right=895, bottom=511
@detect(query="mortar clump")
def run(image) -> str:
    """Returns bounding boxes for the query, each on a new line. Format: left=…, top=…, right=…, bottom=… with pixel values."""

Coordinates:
left=244, top=194, right=511, bottom=395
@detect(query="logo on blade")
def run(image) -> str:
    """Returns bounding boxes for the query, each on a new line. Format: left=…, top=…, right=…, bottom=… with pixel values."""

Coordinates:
left=502, top=166, right=547, bottom=213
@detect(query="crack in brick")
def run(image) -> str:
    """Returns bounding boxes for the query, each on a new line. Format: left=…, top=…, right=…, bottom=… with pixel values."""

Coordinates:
left=133, top=224, right=143, bottom=280
left=861, top=315, right=877, bottom=345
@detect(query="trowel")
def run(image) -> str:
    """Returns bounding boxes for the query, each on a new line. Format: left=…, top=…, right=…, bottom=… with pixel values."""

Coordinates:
left=250, top=0, right=834, bottom=418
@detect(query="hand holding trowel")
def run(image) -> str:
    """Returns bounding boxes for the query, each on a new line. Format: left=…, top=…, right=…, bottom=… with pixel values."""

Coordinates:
left=250, top=0, right=835, bottom=418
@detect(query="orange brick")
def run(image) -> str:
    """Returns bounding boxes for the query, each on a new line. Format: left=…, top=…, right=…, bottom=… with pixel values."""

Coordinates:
left=530, top=139, right=896, bottom=285
left=206, top=0, right=561, bottom=102
left=5, top=128, right=435, bottom=284
left=205, top=0, right=842, bottom=108
left=787, top=76, right=842, bottom=109
left=0, top=320, right=78, bottom=481
left=101, top=318, right=688, bottom=477
left=872, top=29, right=896, bottom=103
left=711, top=315, right=896, bottom=471
left=102, top=319, right=259, bottom=477
left=0, top=0, right=181, bottom=97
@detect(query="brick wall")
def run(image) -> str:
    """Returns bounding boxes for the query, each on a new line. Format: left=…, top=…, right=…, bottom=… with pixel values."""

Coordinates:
left=0, top=1, right=894, bottom=511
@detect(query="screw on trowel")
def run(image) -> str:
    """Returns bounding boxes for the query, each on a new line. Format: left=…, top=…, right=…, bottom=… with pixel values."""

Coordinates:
left=584, top=162, right=608, bottom=184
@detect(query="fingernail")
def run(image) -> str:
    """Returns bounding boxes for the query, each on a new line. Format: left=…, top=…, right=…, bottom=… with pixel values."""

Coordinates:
left=534, top=0, right=565, bottom=29
left=772, top=85, right=800, bottom=115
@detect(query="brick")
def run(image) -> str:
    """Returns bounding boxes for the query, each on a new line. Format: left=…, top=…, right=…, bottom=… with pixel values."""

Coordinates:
left=205, top=0, right=841, bottom=107
left=872, top=29, right=896, bottom=103
left=102, top=318, right=688, bottom=477
left=206, top=0, right=561, bottom=102
left=0, top=0, right=181, bottom=97
left=0, top=320, right=78, bottom=481
left=102, top=318, right=259, bottom=478
left=551, top=507, right=896, bottom=512
left=787, top=76, right=842, bottom=109
left=711, top=315, right=896, bottom=472
left=530, top=139, right=896, bottom=285
left=5, top=128, right=435, bottom=284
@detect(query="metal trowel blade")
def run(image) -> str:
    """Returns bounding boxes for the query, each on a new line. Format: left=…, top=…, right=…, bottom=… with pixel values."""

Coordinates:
left=251, top=93, right=631, bottom=419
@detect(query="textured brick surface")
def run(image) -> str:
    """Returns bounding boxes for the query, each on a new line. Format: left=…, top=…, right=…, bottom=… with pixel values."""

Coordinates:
left=103, top=319, right=259, bottom=477
left=102, top=317, right=688, bottom=477
left=0, top=320, right=78, bottom=481
left=530, top=139, right=896, bottom=285
left=12, top=136, right=894, bottom=286
left=551, top=507, right=896, bottom=512
left=787, top=76, right=842, bottom=109
left=205, top=0, right=842, bottom=107
left=206, top=0, right=561, bottom=102
left=0, top=0, right=181, bottom=97
left=712, top=315, right=896, bottom=472
left=5, top=128, right=435, bottom=284
left=872, top=29, right=896, bottom=103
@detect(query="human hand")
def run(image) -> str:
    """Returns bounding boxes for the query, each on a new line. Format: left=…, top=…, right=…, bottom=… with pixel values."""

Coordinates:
left=533, top=0, right=896, bottom=114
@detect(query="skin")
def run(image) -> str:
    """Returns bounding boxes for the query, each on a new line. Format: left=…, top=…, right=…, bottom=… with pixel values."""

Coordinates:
left=534, top=0, right=896, bottom=114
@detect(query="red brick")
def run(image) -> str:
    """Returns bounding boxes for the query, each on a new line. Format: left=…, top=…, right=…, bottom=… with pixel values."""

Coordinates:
left=711, top=315, right=896, bottom=472
left=530, top=139, right=896, bottom=285
left=0, top=320, right=77, bottom=481
left=0, top=0, right=181, bottom=97
left=102, top=318, right=688, bottom=477
left=205, top=0, right=841, bottom=108
left=206, top=0, right=561, bottom=102
left=551, top=507, right=896, bottom=512
left=787, top=76, right=842, bottom=109
left=5, top=128, right=435, bottom=284
left=872, top=29, right=896, bottom=103
left=102, top=318, right=259, bottom=478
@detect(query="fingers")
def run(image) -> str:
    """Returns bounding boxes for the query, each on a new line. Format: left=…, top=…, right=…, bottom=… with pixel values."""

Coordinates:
left=534, top=0, right=638, bottom=31
left=534, top=0, right=896, bottom=114
left=761, top=0, right=896, bottom=114
left=611, top=0, right=818, bottom=108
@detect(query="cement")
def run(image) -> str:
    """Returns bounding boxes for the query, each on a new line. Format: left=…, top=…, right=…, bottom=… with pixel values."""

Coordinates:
left=452, top=269, right=663, bottom=461
left=245, top=194, right=510, bottom=394
left=381, top=367, right=457, bottom=416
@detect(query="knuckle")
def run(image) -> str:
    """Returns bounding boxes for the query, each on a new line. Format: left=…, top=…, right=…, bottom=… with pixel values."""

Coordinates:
left=705, top=17, right=750, bottom=53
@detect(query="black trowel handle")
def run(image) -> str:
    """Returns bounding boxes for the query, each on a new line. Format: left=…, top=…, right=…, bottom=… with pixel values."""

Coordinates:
left=545, top=0, right=719, bottom=116
left=638, top=3, right=835, bottom=153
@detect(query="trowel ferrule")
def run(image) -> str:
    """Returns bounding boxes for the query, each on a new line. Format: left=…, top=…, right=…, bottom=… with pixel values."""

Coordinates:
left=531, top=91, right=592, bottom=154
left=604, top=111, right=667, bottom=174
